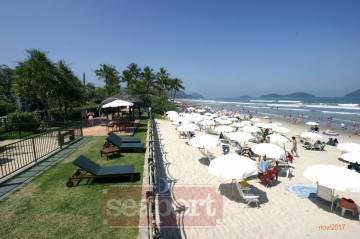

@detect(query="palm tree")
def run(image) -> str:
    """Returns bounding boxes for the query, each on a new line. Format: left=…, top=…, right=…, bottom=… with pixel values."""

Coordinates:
left=171, top=78, right=185, bottom=100
left=95, top=64, right=120, bottom=96
left=156, top=67, right=170, bottom=93
left=121, top=63, right=141, bottom=87
left=142, top=66, right=156, bottom=103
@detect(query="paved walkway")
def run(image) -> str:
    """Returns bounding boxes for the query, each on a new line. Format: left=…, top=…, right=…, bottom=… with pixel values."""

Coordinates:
left=0, top=138, right=88, bottom=200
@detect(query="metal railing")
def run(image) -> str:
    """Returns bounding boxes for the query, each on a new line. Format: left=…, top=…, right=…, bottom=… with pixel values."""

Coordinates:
left=146, top=112, right=160, bottom=238
left=0, top=121, right=85, bottom=140
left=0, top=124, right=83, bottom=180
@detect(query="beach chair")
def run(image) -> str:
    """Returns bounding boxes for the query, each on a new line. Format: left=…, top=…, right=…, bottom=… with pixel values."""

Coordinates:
left=316, top=184, right=338, bottom=211
left=106, top=133, right=145, bottom=152
left=313, top=142, right=325, bottom=151
left=66, top=155, right=136, bottom=187
left=259, top=168, right=277, bottom=186
left=236, top=183, right=259, bottom=207
left=108, top=132, right=141, bottom=143
left=199, top=148, right=214, bottom=162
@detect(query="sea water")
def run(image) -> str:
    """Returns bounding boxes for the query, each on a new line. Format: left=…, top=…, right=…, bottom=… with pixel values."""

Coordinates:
left=180, top=97, right=360, bottom=131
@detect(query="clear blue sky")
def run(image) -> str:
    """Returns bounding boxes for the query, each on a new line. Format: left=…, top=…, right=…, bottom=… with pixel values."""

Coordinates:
left=1, top=0, right=359, bottom=98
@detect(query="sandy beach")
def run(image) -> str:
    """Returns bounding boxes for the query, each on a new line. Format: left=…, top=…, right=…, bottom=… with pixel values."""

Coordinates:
left=154, top=116, right=360, bottom=239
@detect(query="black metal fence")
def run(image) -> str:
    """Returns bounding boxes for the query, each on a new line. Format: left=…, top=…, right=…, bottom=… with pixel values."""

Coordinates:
left=0, top=121, right=84, bottom=140
left=146, top=113, right=160, bottom=238
left=0, top=124, right=83, bottom=180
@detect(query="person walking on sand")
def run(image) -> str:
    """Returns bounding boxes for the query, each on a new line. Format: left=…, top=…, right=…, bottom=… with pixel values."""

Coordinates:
left=291, top=136, right=299, bottom=157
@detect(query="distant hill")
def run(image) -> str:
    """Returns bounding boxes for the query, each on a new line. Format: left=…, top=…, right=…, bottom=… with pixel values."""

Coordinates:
left=177, top=91, right=204, bottom=99
left=233, top=95, right=251, bottom=99
left=345, top=89, right=360, bottom=97
left=260, top=92, right=315, bottom=98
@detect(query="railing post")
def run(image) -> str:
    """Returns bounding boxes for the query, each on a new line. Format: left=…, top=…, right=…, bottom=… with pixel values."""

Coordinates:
left=58, top=129, right=63, bottom=148
left=31, top=137, right=37, bottom=162
left=80, top=120, right=83, bottom=137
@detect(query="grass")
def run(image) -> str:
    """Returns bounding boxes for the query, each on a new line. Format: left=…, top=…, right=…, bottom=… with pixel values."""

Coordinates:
left=0, top=119, right=148, bottom=239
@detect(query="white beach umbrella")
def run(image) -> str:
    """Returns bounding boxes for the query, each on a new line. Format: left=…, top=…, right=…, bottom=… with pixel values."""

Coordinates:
left=273, top=127, right=290, bottom=135
left=187, top=107, right=195, bottom=111
left=214, top=125, right=235, bottom=134
left=102, top=99, right=134, bottom=108
left=218, top=115, right=229, bottom=120
left=200, top=119, right=216, bottom=126
left=228, top=117, right=239, bottom=122
left=304, top=165, right=360, bottom=192
left=218, top=119, right=232, bottom=125
left=300, top=132, right=323, bottom=141
left=264, top=116, right=270, bottom=119
left=340, top=152, right=360, bottom=164
left=250, top=117, right=261, bottom=122
left=177, top=123, right=199, bottom=132
left=204, top=112, right=212, bottom=116
left=269, top=134, right=289, bottom=144
left=251, top=143, right=285, bottom=159
left=242, top=125, right=261, bottom=133
left=208, top=154, right=257, bottom=180
left=166, top=111, right=178, bottom=115
left=254, top=123, right=268, bottom=128
left=192, top=115, right=205, bottom=124
left=306, top=121, right=319, bottom=126
left=337, top=143, right=360, bottom=153
left=189, top=135, right=220, bottom=149
left=232, top=122, right=245, bottom=128
left=232, top=121, right=251, bottom=128
left=226, top=132, right=254, bottom=143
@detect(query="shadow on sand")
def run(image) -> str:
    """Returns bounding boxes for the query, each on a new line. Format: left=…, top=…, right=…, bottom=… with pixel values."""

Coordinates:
left=218, top=182, right=269, bottom=206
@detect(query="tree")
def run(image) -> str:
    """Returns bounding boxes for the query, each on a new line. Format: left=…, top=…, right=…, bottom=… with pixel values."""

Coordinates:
left=0, top=65, right=14, bottom=102
left=0, top=65, right=17, bottom=115
left=122, top=63, right=141, bottom=87
left=156, top=67, right=172, bottom=95
left=13, top=49, right=59, bottom=110
left=55, top=60, right=85, bottom=118
left=95, top=64, right=120, bottom=96
left=141, top=66, right=156, bottom=105
left=170, top=78, right=185, bottom=100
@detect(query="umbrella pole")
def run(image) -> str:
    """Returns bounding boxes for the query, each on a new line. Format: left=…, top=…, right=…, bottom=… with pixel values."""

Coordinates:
left=231, top=179, right=236, bottom=199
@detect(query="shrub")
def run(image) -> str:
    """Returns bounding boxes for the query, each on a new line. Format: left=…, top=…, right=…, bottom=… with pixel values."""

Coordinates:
left=8, top=111, right=40, bottom=131
left=149, top=95, right=176, bottom=114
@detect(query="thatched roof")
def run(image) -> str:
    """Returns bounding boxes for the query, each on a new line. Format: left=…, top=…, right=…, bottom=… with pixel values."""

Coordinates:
left=100, top=91, right=143, bottom=106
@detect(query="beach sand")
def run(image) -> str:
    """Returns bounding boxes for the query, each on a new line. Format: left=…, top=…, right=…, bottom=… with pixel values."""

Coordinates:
left=153, top=117, right=360, bottom=239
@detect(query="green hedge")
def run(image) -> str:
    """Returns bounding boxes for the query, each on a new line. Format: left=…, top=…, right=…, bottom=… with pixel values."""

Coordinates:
left=8, top=111, right=40, bottom=131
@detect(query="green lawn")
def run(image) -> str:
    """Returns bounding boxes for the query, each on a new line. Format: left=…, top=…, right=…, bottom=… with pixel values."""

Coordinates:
left=0, top=119, right=148, bottom=239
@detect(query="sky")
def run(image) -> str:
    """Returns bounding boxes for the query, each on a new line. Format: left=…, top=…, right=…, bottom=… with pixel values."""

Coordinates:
left=0, top=0, right=360, bottom=98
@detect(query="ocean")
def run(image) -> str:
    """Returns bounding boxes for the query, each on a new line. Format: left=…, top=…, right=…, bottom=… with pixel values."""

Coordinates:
left=180, top=97, right=360, bottom=131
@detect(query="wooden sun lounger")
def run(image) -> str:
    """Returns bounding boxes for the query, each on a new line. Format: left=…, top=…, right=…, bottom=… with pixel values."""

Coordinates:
left=106, top=135, right=145, bottom=151
left=66, top=155, right=136, bottom=187
left=108, top=132, right=141, bottom=143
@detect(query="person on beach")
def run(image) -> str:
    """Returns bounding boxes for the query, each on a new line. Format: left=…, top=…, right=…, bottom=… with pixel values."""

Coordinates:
left=341, top=122, right=345, bottom=131
left=291, top=136, right=299, bottom=157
